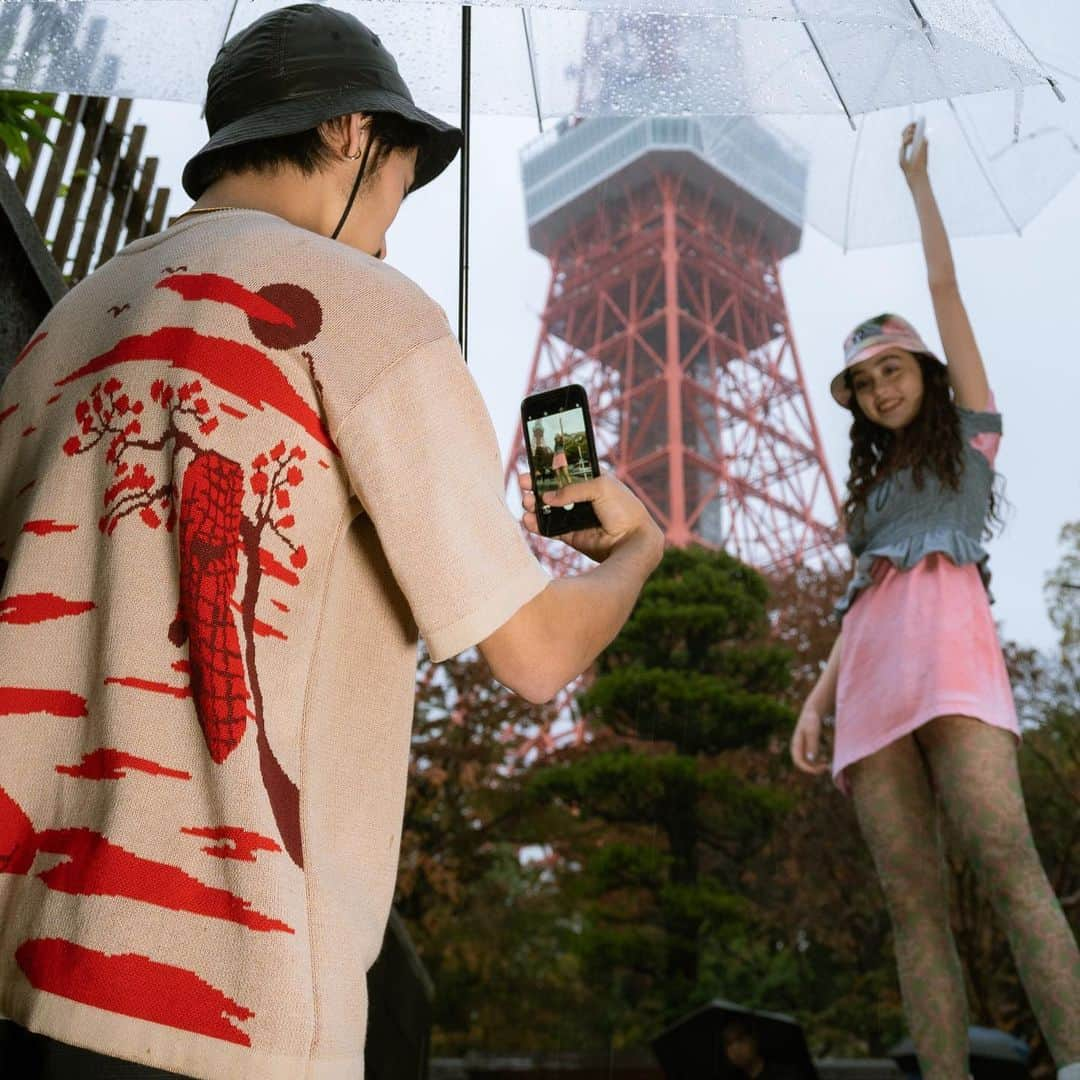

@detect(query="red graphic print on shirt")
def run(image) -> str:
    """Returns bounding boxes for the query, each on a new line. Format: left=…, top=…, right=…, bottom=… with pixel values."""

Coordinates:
left=56, top=749, right=192, bottom=781
left=0, top=687, right=87, bottom=718
left=176, top=450, right=249, bottom=763
left=0, top=784, right=292, bottom=933
left=181, top=826, right=282, bottom=862
left=52, top=276, right=324, bottom=869
left=21, top=520, right=79, bottom=535
left=2, top=273, right=332, bottom=1052
left=16, top=939, right=255, bottom=1045
left=0, top=594, right=95, bottom=625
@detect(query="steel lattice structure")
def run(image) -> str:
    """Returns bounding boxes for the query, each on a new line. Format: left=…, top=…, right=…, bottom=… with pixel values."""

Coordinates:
left=502, top=114, right=847, bottom=757
left=507, top=116, right=845, bottom=574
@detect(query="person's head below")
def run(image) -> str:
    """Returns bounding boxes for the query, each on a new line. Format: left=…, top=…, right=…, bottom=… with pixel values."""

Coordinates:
left=831, top=313, right=1001, bottom=531
left=721, top=1016, right=763, bottom=1073
left=555, top=433, right=565, bottom=449
left=181, top=3, right=462, bottom=260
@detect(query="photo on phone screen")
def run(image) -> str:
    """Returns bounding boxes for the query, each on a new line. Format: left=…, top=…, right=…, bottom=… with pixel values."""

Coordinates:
left=522, top=385, right=601, bottom=537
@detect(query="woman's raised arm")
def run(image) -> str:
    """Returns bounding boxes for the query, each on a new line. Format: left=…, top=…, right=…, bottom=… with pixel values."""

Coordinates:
left=900, top=123, right=991, bottom=412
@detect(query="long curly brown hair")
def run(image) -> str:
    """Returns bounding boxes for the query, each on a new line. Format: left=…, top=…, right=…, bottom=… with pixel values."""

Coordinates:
left=841, top=352, right=1007, bottom=538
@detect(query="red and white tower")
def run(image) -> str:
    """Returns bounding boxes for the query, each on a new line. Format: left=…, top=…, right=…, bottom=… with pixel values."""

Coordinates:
left=507, top=110, right=845, bottom=574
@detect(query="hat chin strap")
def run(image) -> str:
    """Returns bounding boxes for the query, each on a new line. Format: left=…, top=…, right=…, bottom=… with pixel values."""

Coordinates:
left=330, top=139, right=374, bottom=242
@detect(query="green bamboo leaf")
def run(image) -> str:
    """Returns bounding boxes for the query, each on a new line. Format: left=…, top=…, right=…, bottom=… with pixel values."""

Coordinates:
left=0, top=120, right=31, bottom=166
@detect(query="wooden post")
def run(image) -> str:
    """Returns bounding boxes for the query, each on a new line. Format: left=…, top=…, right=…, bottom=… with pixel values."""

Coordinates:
left=125, top=156, right=158, bottom=242
left=52, top=96, right=109, bottom=272
left=99, top=124, right=146, bottom=262
left=72, top=99, right=132, bottom=281
left=33, top=95, right=87, bottom=236
left=147, top=188, right=171, bottom=237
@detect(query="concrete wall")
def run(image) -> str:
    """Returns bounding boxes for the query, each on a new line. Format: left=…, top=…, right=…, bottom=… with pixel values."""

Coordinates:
left=0, top=168, right=66, bottom=382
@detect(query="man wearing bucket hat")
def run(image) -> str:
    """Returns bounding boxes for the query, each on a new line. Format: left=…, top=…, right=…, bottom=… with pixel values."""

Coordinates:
left=0, top=6, right=662, bottom=1076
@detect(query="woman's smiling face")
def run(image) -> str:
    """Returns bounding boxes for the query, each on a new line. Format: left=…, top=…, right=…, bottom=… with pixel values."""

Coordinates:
left=850, top=348, right=925, bottom=429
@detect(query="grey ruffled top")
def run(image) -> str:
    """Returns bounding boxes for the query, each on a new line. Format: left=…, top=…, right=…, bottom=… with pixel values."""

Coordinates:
left=835, top=403, right=1002, bottom=621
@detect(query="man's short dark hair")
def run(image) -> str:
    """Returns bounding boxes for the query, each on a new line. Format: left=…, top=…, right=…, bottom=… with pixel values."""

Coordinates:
left=192, top=111, right=433, bottom=196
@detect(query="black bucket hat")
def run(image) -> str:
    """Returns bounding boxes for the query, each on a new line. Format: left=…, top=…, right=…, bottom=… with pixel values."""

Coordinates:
left=182, top=3, right=462, bottom=200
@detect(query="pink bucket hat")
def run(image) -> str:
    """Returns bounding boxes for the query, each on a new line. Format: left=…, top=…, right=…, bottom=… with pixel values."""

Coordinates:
left=830, top=313, right=942, bottom=407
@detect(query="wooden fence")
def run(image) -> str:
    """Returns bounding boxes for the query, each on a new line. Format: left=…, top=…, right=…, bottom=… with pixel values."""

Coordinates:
left=4, top=93, right=172, bottom=285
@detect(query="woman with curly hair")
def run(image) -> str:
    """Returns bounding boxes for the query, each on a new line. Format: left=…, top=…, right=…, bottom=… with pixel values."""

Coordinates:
left=790, top=124, right=1080, bottom=1078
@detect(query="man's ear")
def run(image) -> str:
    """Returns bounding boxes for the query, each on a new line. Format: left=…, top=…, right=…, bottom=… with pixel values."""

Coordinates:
left=348, top=112, right=373, bottom=151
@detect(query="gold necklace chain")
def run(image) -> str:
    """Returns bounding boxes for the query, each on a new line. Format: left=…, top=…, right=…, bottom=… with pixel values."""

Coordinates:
left=174, top=205, right=243, bottom=222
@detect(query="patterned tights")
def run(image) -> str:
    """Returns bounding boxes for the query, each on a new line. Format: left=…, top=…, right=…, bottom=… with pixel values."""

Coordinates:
left=848, top=715, right=1080, bottom=1078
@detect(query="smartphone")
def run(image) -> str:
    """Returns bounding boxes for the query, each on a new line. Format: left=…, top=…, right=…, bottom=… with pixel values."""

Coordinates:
left=521, top=383, right=602, bottom=537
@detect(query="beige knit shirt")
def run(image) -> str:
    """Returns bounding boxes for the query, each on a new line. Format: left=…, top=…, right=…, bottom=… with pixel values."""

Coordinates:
left=0, top=209, right=549, bottom=1078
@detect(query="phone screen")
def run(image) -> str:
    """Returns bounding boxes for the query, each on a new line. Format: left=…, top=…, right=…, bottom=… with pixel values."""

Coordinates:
left=522, top=387, right=601, bottom=537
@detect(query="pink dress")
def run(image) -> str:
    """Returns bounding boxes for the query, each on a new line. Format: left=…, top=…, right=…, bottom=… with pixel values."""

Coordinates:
left=832, top=402, right=1020, bottom=796
left=552, top=451, right=568, bottom=470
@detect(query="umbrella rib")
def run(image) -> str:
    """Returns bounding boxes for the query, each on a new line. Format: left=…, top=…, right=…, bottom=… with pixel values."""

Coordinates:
left=905, top=0, right=935, bottom=47
left=791, top=4, right=855, bottom=130
left=987, top=0, right=1065, bottom=102
left=521, top=9, right=544, bottom=134
left=458, top=4, right=472, bottom=362
left=946, top=97, right=1021, bottom=236
left=842, top=116, right=865, bottom=254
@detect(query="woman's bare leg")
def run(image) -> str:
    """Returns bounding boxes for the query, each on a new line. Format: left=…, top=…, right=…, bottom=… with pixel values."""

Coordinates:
left=849, top=734, right=969, bottom=1080
left=917, top=716, right=1080, bottom=1065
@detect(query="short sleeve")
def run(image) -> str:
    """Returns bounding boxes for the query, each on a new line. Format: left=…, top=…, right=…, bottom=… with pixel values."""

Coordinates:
left=334, top=334, right=550, bottom=662
left=958, top=391, right=1002, bottom=467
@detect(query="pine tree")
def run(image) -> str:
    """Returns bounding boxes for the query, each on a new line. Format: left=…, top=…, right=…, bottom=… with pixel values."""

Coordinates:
left=523, top=546, right=796, bottom=1044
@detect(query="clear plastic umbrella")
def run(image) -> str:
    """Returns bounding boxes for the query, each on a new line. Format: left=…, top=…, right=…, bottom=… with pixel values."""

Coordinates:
left=687, top=3, right=1080, bottom=247
left=0, top=0, right=1067, bottom=341
left=0, top=0, right=1062, bottom=120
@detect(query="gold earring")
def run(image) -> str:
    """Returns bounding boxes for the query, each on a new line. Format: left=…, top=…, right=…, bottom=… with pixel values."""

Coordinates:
left=344, top=147, right=363, bottom=160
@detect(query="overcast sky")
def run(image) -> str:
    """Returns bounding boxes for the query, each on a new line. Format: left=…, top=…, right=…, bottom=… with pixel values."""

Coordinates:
left=109, top=3, right=1080, bottom=656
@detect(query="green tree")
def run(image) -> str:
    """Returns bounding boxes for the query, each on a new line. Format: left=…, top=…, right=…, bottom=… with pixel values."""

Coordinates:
left=397, top=648, right=592, bottom=1053
left=0, top=90, right=62, bottom=167
left=522, top=546, right=797, bottom=1045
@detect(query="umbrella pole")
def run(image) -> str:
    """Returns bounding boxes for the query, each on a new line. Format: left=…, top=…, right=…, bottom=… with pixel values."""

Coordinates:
left=458, top=4, right=472, bottom=363
left=522, top=9, right=544, bottom=134
left=201, top=0, right=242, bottom=119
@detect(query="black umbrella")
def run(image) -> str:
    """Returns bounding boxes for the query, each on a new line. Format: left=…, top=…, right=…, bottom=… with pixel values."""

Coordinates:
left=889, top=1025, right=1030, bottom=1080
left=652, top=999, right=818, bottom=1080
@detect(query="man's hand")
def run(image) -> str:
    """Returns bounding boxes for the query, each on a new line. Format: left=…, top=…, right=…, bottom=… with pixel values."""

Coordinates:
left=517, top=470, right=662, bottom=564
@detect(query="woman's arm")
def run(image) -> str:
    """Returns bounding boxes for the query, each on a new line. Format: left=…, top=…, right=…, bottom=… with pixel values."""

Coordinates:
left=807, top=630, right=843, bottom=718
left=791, top=631, right=842, bottom=775
left=900, top=123, right=991, bottom=412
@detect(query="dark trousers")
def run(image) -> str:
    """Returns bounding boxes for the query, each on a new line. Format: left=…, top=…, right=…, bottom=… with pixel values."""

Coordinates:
left=0, top=1021, right=192, bottom=1079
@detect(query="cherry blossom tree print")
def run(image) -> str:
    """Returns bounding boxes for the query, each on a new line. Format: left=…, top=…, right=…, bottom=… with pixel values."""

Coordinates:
left=63, top=376, right=309, bottom=867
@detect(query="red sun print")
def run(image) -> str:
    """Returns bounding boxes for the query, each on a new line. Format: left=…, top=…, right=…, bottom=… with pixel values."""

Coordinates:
left=59, top=370, right=314, bottom=867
